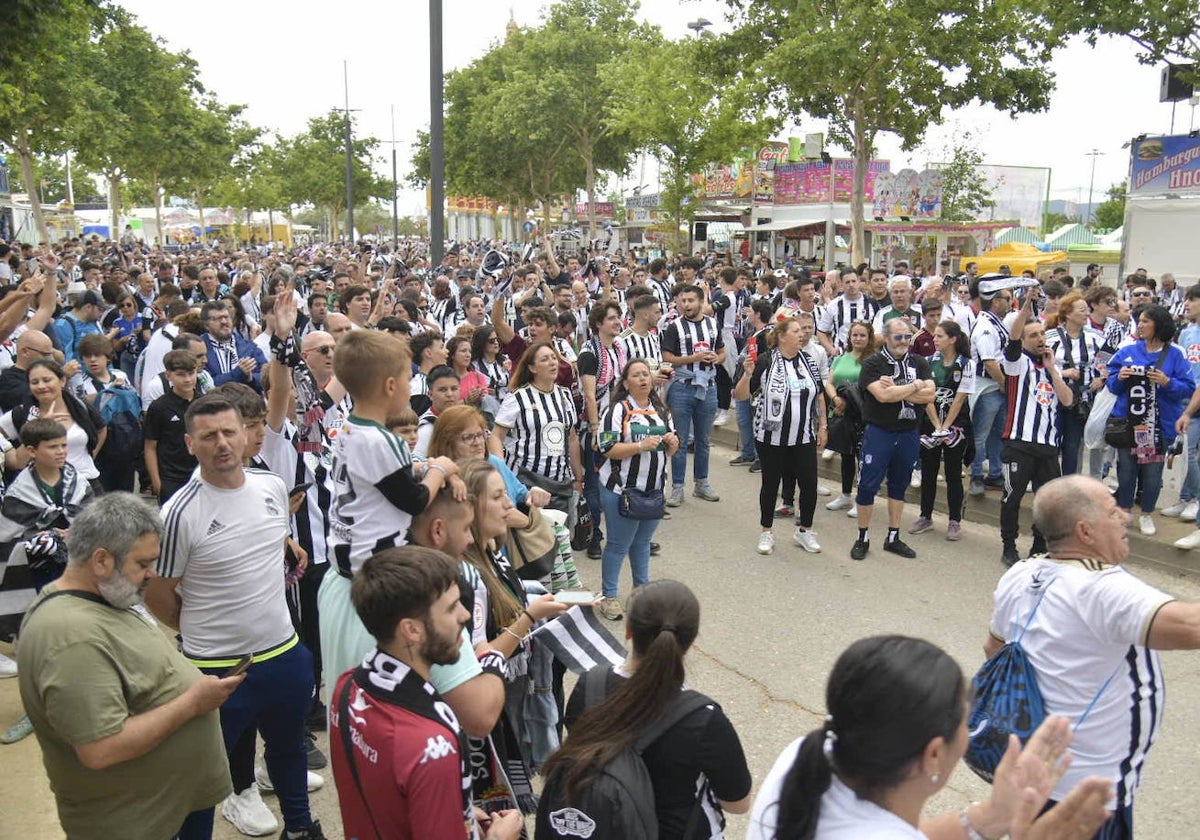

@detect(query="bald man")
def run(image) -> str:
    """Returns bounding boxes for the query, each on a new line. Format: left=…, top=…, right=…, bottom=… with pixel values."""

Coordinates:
left=0, top=330, right=61, bottom=410
left=324, top=312, right=352, bottom=343
left=986, top=474, right=1200, bottom=838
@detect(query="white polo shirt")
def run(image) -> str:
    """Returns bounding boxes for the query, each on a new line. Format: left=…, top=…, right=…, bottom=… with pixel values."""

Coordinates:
left=989, top=557, right=1172, bottom=809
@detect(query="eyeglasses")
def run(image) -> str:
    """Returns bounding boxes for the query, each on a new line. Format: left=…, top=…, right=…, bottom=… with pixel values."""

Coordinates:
left=460, top=431, right=489, bottom=444
left=488, top=337, right=499, bottom=344
left=1103, top=299, right=1118, bottom=307
left=308, top=345, right=334, bottom=356
left=890, top=334, right=915, bottom=342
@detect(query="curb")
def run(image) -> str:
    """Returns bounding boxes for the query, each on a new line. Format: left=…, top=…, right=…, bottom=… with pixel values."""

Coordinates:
left=708, top=422, right=1200, bottom=578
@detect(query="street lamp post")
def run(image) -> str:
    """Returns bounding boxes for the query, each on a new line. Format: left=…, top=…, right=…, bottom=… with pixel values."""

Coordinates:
left=686, top=18, right=711, bottom=37
left=343, top=61, right=354, bottom=243
left=1085, top=148, right=1104, bottom=228
left=430, top=0, right=445, bottom=267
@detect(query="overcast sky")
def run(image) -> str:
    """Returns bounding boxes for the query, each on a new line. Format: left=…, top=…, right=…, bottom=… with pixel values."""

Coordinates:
left=118, top=0, right=1192, bottom=216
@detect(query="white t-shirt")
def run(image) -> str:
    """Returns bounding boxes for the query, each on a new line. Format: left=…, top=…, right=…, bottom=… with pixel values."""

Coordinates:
left=159, top=468, right=294, bottom=657
left=989, top=558, right=1172, bottom=808
left=748, top=737, right=926, bottom=840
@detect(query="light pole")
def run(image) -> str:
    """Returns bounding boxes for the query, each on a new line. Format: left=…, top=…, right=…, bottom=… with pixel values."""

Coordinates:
left=686, top=18, right=711, bottom=37
left=1085, top=148, right=1104, bottom=228
left=430, top=0, right=445, bottom=267
left=343, top=61, right=355, bottom=243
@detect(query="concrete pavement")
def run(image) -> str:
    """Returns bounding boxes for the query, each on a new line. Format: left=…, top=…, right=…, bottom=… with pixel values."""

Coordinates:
left=3, top=440, right=1200, bottom=838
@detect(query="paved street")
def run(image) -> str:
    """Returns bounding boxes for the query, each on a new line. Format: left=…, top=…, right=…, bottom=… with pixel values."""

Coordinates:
left=3, top=442, right=1200, bottom=838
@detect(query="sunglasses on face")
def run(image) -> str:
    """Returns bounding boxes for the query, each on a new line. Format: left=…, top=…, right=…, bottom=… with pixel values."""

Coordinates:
left=308, top=345, right=334, bottom=356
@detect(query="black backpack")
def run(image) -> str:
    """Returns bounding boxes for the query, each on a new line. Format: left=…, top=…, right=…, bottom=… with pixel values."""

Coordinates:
left=537, top=667, right=713, bottom=840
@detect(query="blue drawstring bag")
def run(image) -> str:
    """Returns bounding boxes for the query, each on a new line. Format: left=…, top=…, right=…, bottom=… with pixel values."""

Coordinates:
left=964, top=582, right=1054, bottom=782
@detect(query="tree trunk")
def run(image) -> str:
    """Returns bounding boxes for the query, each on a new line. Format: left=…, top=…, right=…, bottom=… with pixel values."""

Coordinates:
left=583, top=138, right=597, bottom=242
left=14, top=130, right=50, bottom=243
left=108, top=172, right=121, bottom=244
left=850, top=98, right=869, bottom=268
left=195, top=191, right=206, bottom=245
left=152, top=177, right=164, bottom=248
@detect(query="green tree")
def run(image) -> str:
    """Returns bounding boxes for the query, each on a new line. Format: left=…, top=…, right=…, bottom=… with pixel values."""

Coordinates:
left=1093, top=182, right=1126, bottom=231
left=605, top=35, right=772, bottom=252
left=1045, top=1, right=1200, bottom=82
left=275, top=111, right=390, bottom=240
left=1043, top=211, right=1077, bottom=232
left=0, top=0, right=106, bottom=241
left=927, top=130, right=996, bottom=223
left=30, top=154, right=69, bottom=205
left=507, top=0, right=647, bottom=237
left=725, top=0, right=1057, bottom=264
left=72, top=15, right=212, bottom=239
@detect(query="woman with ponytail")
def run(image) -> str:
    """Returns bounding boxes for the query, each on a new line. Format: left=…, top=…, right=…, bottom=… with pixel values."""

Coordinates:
left=538, top=579, right=751, bottom=839
left=747, top=635, right=1113, bottom=840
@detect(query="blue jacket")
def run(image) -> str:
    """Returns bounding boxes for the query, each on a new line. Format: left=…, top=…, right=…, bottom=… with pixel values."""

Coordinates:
left=1106, top=341, right=1195, bottom=444
left=202, top=332, right=267, bottom=392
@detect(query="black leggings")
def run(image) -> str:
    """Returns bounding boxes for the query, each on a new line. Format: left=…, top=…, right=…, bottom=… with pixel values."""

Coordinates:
left=840, top=452, right=858, bottom=494
left=919, top=442, right=966, bottom=521
left=716, top=364, right=733, bottom=410
left=756, top=440, right=818, bottom=528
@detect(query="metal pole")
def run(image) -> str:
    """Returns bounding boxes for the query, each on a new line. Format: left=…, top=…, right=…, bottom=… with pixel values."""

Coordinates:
left=1085, top=149, right=1103, bottom=228
left=429, top=0, right=445, bottom=267
left=391, top=105, right=399, bottom=249
left=344, top=61, right=355, bottom=243
left=824, top=158, right=836, bottom=272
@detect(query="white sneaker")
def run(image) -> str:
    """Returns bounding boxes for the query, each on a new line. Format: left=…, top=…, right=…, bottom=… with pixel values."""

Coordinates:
left=1162, top=500, right=1191, bottom=517
left=1175, top=530, right=1200, bottom=550
left=910, top=474, right=921, bottom=489
left=0, top=652, right=16, bottom=678
left=793, top=529, right=822, bottom=553
left=757, top=531, right=775, bottom=555
left=821, top=448, right=835, bottom=461
left=221, top=786, right=279, bottom=836
left=1184, top=500, right=1200, bottom=521
left=713, top=410, right=729, bottom=426
left=816, top=483, right=832, bottom=496
left=847, top=505, right=858, bottom=518
left=826, top=493, right=853, bottom=511
left=255, top=764, right=325, bottom=794
left=1139, top=514, right=1156, bottom=536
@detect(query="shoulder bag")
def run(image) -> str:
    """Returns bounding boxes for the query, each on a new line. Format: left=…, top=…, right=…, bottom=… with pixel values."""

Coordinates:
left=1104, top=348, right=1167, bottom=448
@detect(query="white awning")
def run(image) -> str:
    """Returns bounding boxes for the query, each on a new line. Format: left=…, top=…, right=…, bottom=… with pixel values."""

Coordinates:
left=753, top=216, right=849, bottom=232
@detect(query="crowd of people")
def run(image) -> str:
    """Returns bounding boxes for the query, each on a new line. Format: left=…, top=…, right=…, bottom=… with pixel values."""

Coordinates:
left=0, top=231, right=1197, bottom=840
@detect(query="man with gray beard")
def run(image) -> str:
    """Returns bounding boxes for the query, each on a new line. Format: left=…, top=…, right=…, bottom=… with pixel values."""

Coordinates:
left=17, top=493, right=240, bottom=839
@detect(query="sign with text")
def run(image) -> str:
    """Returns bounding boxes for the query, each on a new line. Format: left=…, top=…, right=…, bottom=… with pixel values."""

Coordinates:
left=1130, top=134, right=1200, bottom=196
left=773, top=159, right=890, bottom=206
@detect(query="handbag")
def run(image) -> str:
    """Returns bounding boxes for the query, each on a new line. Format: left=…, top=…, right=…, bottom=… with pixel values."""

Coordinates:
left=517, top=466, right=574, bottom=515
left=1055, top=328, right=1090, bottom=421
left=505, top=504, right=559, bottom=581
left=619, top=486, right=665, bottom=520
left=1083, top=387, right=1117, bottom=450
left=1103, top=349, right=1168, bottom=449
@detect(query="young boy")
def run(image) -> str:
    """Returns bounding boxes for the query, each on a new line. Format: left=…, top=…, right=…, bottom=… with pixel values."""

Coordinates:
left=73, top=333, right=125, bottom=405
left=413, top=365, right=461, bottom=459
left=387, top=407, right=420, bottom=455
left=0, top=419, right=94, bottom=591
left=317, top=330, right=465, bottom=704
left=143, top=349, right=199, bottom=504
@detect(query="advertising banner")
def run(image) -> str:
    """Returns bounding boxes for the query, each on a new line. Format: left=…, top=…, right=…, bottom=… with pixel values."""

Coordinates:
left=871, top=168, right=944, bottom=219
left=773, top=159, right=889, bottom=206
left=1130, top=134, right=1200, bottom=195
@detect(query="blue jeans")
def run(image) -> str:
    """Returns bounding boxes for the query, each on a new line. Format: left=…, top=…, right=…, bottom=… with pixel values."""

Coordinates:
left=1116, top=448, right=1165, bottom=513
left=1181, top=416, right=1200, bottom=501
left=599, top=485, right=660, bottom=598
left=735, top=398, right=755, bottom=459
left=581, top=430, right=603, bottom=542
left=667, top=379, right=717, bottom=486
left=184, top=642, right=315, bottom=837
left=970, top=389, right=1006, bottom=480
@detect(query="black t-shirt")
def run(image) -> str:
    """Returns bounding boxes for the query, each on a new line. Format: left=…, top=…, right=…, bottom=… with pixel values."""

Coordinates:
left=859, top=350, right=932, bottom=431
left=557, top=667, right=751, bottom=840
left=143, top=390, right=198, bottom=483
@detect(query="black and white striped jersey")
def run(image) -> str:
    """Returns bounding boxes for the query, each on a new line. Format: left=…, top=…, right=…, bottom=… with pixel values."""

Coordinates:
left=660, top=315, right=724, bottom=374
left=616, top=329, right=662, bottom=365
left=474, top=357, right=510, bottom=397
left=1000, top=339, right=1062, bottom=446
left=494, top=384, right=579, bottom=483
left=749, top=350, right=824, bottom=447
left=597, top=398, right=674, bottom=493
left=1045, top=326, right=1105, bottom=397
left=429, top=297, right=457, bottom=332
left=816, top=295, right=877, bottom=349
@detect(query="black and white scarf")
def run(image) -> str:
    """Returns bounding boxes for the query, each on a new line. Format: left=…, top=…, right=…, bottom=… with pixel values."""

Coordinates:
left=1128, top=350, right=1164, bottom=462
left=755, top=350, right=819, bottom=436
left=353, top=649, right=474, bottom=830
left=880, top=346, right=918, bottom=421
